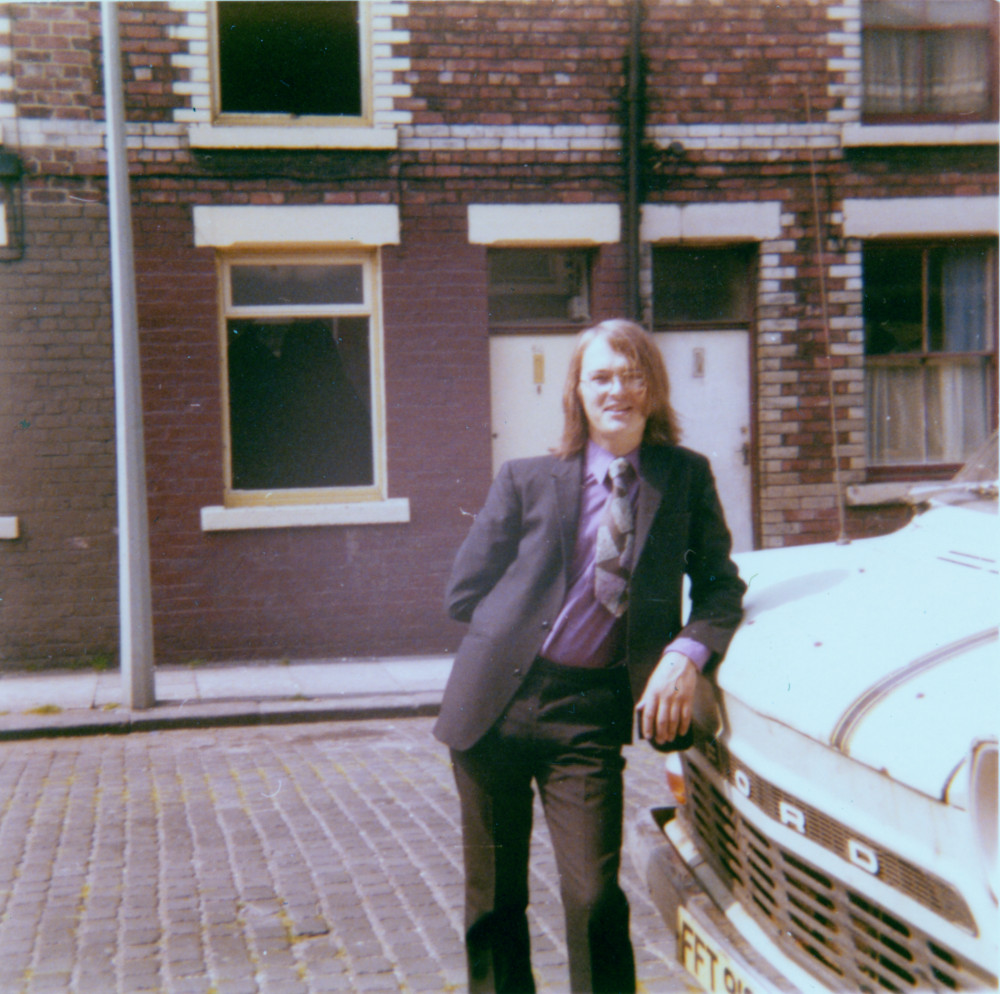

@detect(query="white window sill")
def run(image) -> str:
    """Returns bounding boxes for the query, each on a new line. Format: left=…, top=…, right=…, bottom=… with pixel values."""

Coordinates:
left=189, top=124, right=398, bottom=151
left=201, top=499, right=410, bottom=532
left=0, top=516, right=18, bottom=540
left=843, top=122, right=999, bottom=147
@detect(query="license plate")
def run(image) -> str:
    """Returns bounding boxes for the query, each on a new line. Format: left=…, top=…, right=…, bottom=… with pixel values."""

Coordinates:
left=677, top=906, right=763, bottom=994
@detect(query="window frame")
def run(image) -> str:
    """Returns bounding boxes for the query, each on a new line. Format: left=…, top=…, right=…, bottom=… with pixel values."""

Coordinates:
left=863, top=238, right=998, bottom=477
left=861, top=0, right=999, bottom=125
left=208, top=1, right=373, bottom=128
left=218, top=250, right=387, bottom=508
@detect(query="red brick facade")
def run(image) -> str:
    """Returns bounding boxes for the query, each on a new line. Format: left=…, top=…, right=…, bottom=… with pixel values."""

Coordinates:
left=0, top=1, right=995, bottom=668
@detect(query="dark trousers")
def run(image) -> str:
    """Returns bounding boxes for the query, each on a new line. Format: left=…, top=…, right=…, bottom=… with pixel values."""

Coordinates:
left=450, top=658, right=637, bottom=994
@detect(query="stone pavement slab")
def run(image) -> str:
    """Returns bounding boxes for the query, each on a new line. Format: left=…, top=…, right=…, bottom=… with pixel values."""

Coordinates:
left=0, top=657, right=454, bottom=740
left=0, top=716, right=697, bottom=994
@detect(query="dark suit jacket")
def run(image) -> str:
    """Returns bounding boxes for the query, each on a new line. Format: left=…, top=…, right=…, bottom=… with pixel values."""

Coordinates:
left=433, top=443, right=746, bottom=752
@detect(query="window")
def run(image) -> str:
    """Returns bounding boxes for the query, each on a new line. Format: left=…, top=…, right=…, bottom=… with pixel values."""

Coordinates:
left=214, top=1, right=365, bottom=121
left=862, top=1, right=998, bottom=123
left=488, top=249, right=591, bottom=328
left=652, top=246, right=756, bottom=327
left=864, top=241, right=997, bottom=468
left=222, top=255, right=382, bottom=503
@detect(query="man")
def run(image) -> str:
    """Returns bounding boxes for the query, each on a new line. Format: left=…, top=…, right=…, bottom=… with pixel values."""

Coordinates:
left=434, top=319, right=745, bottom=994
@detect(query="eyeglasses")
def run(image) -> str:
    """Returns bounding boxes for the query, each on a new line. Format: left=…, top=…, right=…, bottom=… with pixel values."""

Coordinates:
left=580, top=369, right=646, bottom=392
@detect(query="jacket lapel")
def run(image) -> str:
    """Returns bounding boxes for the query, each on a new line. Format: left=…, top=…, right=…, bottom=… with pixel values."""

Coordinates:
left=549, top=448, right=669, bottom=572
left=635, top=446, right=668, bottom=558
left=552, top=456, right=583, bottom=571
left=635, top=477, right=662, bottom=559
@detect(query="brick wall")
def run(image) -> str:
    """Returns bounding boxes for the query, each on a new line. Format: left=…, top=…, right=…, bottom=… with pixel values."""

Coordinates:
left=8, top=2, right=99, bottom=122
left=0, top=202, right=118, bottom=667
left=127, top=180, right=632, bottom=664
left=646, top=2, right=840, bottom=125
left=403, top=0, right=629, bottom=127
left=121, top=190, right=496, bottom=662
left=0, top=0, right=995, bottom=667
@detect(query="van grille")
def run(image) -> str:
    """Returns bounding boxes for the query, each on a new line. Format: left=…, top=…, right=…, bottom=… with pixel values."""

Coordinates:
left=696, top=736, right=976, bottom=932
left=684, top=757, right=996, bottom=992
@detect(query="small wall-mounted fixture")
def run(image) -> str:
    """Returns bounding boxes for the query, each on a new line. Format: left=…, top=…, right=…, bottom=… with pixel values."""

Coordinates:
left=643, top=139, right=688, bottom=185
left=0, top=150, right=24, bottom=262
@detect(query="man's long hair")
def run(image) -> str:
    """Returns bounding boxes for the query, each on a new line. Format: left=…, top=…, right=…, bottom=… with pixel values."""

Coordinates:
left=554, top=318, right=681, bottom=458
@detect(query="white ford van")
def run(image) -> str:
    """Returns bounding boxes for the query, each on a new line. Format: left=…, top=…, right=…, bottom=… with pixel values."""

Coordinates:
left=629, top=436, right=998, bottom=994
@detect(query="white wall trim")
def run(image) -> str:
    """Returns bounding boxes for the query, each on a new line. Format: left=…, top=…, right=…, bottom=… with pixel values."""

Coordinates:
left=467, top=204, right=621, bottom=245
left=193, top=205, right=401, bottom=248
left=842, top=123, right=1000, bottom=148
left=405, top=124, right=617, bottom=154
left=842, top=197, right=999, bottom=238
left=201, top=499, right=411, bottom=532
left=0, top=516, right=18, bottom=540
left=188, top=124, right=399, bottom=151
left=641, top=202, right=783, bottom=242
left=648, top=123, right=841, bottom=152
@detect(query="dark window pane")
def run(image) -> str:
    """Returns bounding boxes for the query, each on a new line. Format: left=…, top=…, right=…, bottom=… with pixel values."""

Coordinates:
left=863, top=246, right=924, bottom=354
left=864, top=244, right=994, bottom=354
left=929, top=244, right=991, bottom=352
left=488, top=249, right=590, bottom=326
left=653, top=246, right=755, bottom=325
left=231, top=265, right=364, bottom=307
left=218, top=1, right=361, bottom=117
left=228, top=318, right=373, bottom=490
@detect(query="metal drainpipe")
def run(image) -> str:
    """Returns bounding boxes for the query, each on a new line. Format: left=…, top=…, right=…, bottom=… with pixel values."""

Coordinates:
left=623, top=0, right=644, bottom=321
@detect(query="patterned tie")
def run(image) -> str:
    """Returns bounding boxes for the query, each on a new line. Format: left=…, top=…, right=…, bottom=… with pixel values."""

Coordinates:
left=594, top=458, right=636, bottom=617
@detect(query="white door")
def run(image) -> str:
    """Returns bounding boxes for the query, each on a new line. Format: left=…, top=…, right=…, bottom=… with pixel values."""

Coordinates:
left=654, top=330, right=753, bottom=552
left=490, top=330, right=754, bottom=551
left=490, top=335, right=580, bottom=471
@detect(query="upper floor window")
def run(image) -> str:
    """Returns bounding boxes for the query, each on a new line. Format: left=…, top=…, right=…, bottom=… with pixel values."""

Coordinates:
left=652, top=245, right=756, bottom=328
left=862, top=0, right=998, bottom=123
left=222, top=254, right=383, bottom=503
left=864, top=240, right=997, bottom=469
left=488, top=249, right=591, bottom=329
left=214, top=1, right=366, bottom=122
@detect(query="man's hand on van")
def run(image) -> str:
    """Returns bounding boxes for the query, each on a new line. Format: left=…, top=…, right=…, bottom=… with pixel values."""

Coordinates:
left=636, top=652, right=698, bottom=745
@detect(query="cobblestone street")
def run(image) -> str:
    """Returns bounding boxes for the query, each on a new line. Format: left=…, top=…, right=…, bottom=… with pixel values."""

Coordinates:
left=0, top=717, right=696, bottom=994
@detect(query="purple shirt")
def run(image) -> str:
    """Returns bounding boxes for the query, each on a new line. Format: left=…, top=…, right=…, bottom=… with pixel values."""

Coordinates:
left=541, top=440, right=710, bottom=671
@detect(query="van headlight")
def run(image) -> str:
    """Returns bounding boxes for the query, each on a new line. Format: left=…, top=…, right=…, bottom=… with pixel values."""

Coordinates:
left=970, top=738, right=998, bottom=903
